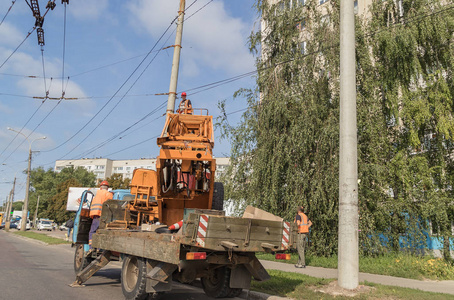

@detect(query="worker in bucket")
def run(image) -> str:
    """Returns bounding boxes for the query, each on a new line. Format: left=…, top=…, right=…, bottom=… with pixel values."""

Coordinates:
left=294, top=206, right=312, bottom=268
left=177, top=92, right=193, bottom=114
left=88, top=180, right=113, bottom=249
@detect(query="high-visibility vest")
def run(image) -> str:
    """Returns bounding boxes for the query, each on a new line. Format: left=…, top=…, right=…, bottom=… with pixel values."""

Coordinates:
left=177, top=99, right=193, bottom=114
left=295, top=212, right=310, bottom=233
left=89, top=189, right=113, bottom=218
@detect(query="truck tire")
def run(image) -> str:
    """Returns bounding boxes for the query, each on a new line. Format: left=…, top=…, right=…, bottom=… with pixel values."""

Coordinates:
left=121, top=255, right=148, bottom=300
left=212, top=182, right=224, bottom=211
left=201, top=266, right=232, bottom=298
left=74, top=244, right=93, bottom=274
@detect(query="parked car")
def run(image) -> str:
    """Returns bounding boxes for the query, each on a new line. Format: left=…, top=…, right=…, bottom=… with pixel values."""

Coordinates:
left=37, top=220, right=53, bottom=231
left=17, top=219, right=31, bottom=230
left=2, top=220, right=19, bottom=229
left=59, top=224, right=68, bottom=231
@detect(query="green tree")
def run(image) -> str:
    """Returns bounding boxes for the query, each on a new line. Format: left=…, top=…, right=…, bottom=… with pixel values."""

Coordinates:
left=218, top=0, right=454, bottom=258
left=106, top=173, right=131, bottom=190
left=368, top=0, right=454, bottom=259
left=28, top=166, right=96, bottom=223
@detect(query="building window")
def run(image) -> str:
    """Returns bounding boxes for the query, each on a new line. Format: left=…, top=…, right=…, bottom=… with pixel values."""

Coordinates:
left=126, top=167, right=131, bottom=171
left=96, top=165, right=105, bottom=170
left=319, top=0, right=328, bottom=5
left=354, top=0, right=358, bottom=14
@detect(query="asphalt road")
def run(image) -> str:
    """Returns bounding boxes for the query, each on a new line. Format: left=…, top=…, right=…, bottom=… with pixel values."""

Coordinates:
left=0, top=230, right=245, bottom=300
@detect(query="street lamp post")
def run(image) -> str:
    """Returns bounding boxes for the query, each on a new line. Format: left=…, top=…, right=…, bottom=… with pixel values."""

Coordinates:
left=7, top=127, right=46, bottom=232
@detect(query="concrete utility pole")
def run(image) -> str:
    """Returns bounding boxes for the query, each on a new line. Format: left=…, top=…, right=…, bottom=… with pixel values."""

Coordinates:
left=5, top=176, right=15, bottom=231
left=7, top=127, right=46, bottom=232
left=166, top=0, right=186, bottom=114
left=33, top=195, right=40, bottom=229
left=21, top=147, right=33, bottom=231
left=338, top=0, right=359, bottom=290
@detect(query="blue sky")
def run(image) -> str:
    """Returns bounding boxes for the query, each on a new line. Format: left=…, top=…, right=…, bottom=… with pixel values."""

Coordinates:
left=0, top=0, right=259, bottom=203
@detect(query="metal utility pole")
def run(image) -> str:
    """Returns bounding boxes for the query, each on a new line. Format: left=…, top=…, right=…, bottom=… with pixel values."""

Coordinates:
left=166, top=0, right=186, bottom=114
left=338, top=0, right=359, bottom=290
left=33, top=195, right=40, bottom=229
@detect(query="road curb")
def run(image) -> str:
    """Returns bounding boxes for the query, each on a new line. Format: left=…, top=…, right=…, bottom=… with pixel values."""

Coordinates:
left=2, top=230, right=48, bottom=245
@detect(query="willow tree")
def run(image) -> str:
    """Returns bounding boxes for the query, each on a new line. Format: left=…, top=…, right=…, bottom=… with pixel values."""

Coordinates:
left=219, top=0, right=342, bottom=255
left=218, top=0, right=454, bottom=257
left=368, top=0, right=454, bottom=258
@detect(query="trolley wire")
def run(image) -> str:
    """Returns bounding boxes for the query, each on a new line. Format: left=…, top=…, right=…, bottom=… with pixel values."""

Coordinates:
left=0, top=27, right=36, bottom=70
left=52, top=0, right=208, bottom=159
left=7, top=2, right=453, bottom=165
left=43, top=14, right=181, bottom=156
left=0, top=0, right=16, bottom=28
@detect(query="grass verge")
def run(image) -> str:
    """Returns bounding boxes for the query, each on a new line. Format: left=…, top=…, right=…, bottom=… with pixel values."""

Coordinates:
left=251, top=269, right=454, bottom=299
left=13, top=231, right=70, bottom=245
left=256, top=253, right=454, bottom=280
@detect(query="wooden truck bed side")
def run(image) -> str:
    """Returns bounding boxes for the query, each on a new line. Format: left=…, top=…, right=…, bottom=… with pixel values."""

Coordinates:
left=92, top=230, right=181, bottom=265
left=92, top=211, right=297, bottom=263
left=181, top=213, right=296, bottom=252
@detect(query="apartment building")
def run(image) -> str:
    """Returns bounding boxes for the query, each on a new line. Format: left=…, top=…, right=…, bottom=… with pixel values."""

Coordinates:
left=54, top=157, right=230, bottom=181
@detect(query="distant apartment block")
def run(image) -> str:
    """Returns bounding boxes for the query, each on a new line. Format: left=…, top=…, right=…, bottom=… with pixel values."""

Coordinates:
left=54, top=157, right=230, bottom=181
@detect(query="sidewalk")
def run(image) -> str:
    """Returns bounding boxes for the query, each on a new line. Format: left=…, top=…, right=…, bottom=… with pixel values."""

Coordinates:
left=260, top=260, right=454, bottom=295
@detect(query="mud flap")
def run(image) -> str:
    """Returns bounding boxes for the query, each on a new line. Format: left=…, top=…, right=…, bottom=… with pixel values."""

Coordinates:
left=230, top=264, right=252, bottom=289
left=244, top=256, right=270, bottom=282
left=146, top=261, right=177, bottom=293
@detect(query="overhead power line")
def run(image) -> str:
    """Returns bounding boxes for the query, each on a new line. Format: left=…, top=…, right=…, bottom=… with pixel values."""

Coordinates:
left=0, top=27, right=36, bottom=70
left=0, top=0, right=17, bottom=28
left=104, top=135, right=160, bottom=158
left=51, top=0, right=213, bottom=159
left=69, top=101, right=167, bottom=160
left=42, top=14, right=181, bottom=156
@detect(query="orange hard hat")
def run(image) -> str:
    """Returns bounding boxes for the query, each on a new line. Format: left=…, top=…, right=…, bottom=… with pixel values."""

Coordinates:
left=100, top=180, right=109, bottom=187
left=181, top=92, right=187, bottom=97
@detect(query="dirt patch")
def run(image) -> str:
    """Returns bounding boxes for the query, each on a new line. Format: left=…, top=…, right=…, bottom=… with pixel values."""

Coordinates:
left=311, top=281, right=375, bottom=297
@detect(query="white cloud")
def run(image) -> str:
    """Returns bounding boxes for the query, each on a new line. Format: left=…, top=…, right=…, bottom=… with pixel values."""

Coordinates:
left=128, top=0, right=254, bottom=75
left=2, top=127, right=52, bottom=152
left=0, top=103, right=12, bottom=114
left=0, top=22, right=24, bottom=48
left=2, top=50, right=88, bottom=99
left=68, top=0, right=109, bottom=20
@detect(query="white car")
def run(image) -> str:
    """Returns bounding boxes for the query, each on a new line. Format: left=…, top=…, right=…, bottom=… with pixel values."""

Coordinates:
left=37, top=220, right=53, bottom=231
left=16, top=219, right=31, bottom=230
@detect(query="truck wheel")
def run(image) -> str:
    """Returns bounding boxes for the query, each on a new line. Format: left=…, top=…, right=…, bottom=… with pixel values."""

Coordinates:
left=212, top=182, right=224, bottom=211
left=121, top=255, right=148, bottom=300
left=201, top=266, right=232, bottom=298
left=74, top=244, right=93, bottom=274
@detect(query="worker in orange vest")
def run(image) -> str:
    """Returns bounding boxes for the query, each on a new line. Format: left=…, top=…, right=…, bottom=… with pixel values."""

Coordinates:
left=176, top=92, right=193, bottom=114
left=88, top=180, right=113, bottom=249
left=295, top=206, right=312, bottom=268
